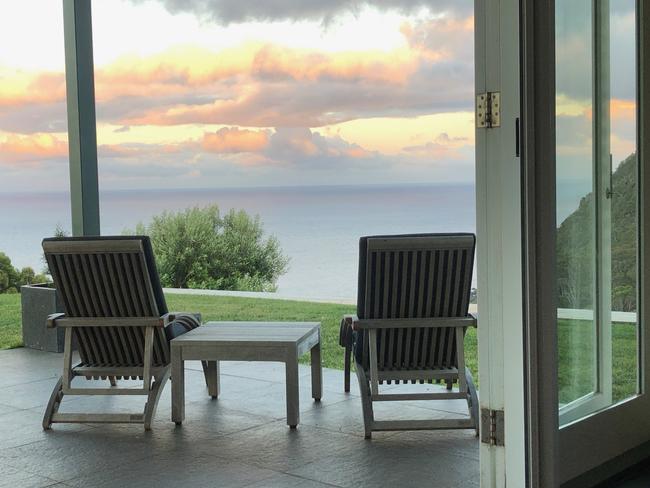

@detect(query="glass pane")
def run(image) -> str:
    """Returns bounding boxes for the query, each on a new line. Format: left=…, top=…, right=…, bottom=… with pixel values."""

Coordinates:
left=556, top=0, right=639, bottom=425
left=610, top=0, right=638, bottom=404
left=556, top=0, right=597, bottom=411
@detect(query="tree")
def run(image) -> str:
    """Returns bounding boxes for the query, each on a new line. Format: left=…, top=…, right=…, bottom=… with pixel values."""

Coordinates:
left=0, top=253, right=47, bottom=293
left=0, top=253, right=18, bottom=293
left=17, top=267, right=47, bottom=287
left=128, top=205, right=289, bottom=292
left=42, top=225, right=69, bottom=276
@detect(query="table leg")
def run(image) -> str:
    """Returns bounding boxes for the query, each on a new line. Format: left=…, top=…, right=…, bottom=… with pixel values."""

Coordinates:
left=286, top=349, right=300, bottom=428
left=311, top=341, right=322, bottom=402
left=205, top=361, right=220, bottom=399
left=171, top=345, right=185, bottom=425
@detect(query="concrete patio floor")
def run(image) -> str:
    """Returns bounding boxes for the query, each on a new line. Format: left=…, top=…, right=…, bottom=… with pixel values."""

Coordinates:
left=0, top=347, right=479, bottom=488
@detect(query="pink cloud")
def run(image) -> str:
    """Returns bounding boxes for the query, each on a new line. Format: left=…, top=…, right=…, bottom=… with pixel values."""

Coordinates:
left=201, top=127, right=270, bottom=153
left=0, top=133, right=68, bottom=165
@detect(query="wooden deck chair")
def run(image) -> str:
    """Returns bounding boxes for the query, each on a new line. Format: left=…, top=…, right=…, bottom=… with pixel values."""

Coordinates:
left=339, top=233, right=479, bottom=438
left=41, top=236, right=205, bottom=431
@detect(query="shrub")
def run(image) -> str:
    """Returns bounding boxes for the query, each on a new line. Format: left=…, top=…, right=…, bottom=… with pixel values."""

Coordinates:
left=42, top=225, right=69, bottom=276
left=128, top=205, right=289, bottom=292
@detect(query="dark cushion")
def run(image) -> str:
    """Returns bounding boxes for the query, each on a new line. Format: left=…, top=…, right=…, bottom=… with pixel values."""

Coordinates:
left=165, top=313, right=201, bottom=341
left=42, top=235, right=168, bottom=315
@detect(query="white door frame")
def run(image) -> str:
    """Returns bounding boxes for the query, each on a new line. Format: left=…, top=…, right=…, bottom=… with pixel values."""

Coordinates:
left=475, top=0, right=527, bottom=486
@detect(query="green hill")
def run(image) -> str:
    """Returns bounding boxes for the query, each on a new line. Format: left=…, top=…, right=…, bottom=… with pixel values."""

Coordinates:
left=557, top=153, right=637, bottom=312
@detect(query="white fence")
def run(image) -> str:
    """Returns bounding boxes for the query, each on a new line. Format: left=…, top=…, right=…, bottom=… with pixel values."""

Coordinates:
left=557, top=308, right=637, bottom=324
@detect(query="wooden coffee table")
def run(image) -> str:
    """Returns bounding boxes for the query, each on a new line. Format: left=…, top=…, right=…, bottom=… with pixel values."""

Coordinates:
left=170, top=321, right=322, bottom=428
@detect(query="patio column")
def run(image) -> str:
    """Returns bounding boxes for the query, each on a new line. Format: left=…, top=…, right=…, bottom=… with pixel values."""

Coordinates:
left=63, top=0, right=100, bottom=236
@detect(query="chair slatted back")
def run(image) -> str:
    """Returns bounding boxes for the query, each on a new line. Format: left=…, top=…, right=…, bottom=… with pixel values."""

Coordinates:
left=355, top=234, right=475, bottom=378
left=43, top=236, right=170, bottom=369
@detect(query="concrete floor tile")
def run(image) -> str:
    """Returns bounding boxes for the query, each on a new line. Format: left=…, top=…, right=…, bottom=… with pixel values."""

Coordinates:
left=210, top=421, right=361, bottom=472
left=65, top=453, right=278, bottom=488
left=0, top=428, right=165, bottom=482
left=242, top=473, right=342, bottom=487
left=288, top=438, right=479, bottom=488
left=0, top=407, right=93, bottom=451
left=210, top=379, right=348, bottom=421
left=388, top=429, right=480, bottom=461
left=298, top=397, right=465, bottom=439
left=0, top=377, right=64, bottom=410
left=160, top=402, right=275, bottom=439
left=0, top=465, right=59, bottom=488
left=0, top=348, right=479, bottom=487
left=0, top=349, right=63, bottom=388
left=0, top=403, right=20, bottom=416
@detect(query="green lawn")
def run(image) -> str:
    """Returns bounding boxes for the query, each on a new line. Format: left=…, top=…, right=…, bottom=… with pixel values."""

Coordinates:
left=0, top=292, right=479, bottom=377
left=0, top=292, right=636, bottom=404
left=558, top=318, right=637, bottom=404
left=0, top=293, right=22, bottom=349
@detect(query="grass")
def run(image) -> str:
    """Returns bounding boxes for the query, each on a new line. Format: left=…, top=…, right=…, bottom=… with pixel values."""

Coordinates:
left=0, top=293, right=22, bottom=349
left=558, top=318, right=637, bottom=404
left=0, top=292, right=636, bottom=404
left=0, top=292, right=479, bottom=377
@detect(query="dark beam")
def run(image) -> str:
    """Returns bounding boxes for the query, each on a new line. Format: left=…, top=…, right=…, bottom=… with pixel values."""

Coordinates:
left=63, top=0, right=100, bottom=236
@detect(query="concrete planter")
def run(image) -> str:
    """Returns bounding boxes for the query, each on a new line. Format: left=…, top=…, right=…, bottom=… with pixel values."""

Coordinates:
left=21, top=283, right=65, bottom=352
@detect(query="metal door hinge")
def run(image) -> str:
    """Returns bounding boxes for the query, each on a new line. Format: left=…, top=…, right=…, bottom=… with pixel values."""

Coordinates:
left=476, top=92, right=501, bottom=128
left=480, top=408, right=505, bottom=446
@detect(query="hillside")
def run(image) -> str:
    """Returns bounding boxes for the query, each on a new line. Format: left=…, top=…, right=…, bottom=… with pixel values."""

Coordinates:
left=557, top=153, right=637, bottom=312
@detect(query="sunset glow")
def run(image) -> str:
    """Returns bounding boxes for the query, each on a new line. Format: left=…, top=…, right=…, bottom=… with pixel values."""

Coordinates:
left=1, top=0, right=633, bottom=192
left=0, top=0, right=480, bottom=190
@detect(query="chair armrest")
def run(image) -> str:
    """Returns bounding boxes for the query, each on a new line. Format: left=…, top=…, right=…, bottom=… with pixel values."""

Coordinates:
left=355, top=317, right=476, bottom=329
left=469, top=312, right=478, bottom=327
left=47, top=313, right=66, bottom=328
left=49, top=317, right=165, bottom=328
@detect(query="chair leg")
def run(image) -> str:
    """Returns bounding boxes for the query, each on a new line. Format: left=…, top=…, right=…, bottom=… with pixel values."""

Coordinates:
left=465, top=369, right=480, bottom=437
left=344, top=344, right=352, bottom=393
left=355, top=363, right=374, bottom=439
left=43, top=377, right=64, bottom=430
left=144, top=369, right=171, bottom=431
left=446, top=379, right=453, bottom=391
left=109, top=376, right=117, bottom=387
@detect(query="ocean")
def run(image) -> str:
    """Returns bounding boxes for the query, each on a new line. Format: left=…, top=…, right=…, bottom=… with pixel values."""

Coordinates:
left=0, top=184, right=476, bottom=301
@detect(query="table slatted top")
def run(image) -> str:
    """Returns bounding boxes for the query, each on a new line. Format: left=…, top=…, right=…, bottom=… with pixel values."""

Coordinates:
left=171, top=321, right=320, bottom=347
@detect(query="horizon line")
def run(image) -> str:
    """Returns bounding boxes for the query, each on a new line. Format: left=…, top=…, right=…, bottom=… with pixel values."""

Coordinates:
left=0, top=180, right=476, bottom=196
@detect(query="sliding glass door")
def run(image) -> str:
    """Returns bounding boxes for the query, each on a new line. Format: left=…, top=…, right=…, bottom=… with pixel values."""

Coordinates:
left=555, top=0, right=649, bottom=483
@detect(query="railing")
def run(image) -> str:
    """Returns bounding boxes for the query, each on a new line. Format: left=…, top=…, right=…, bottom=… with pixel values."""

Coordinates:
left=557, top=308, right=637, bottom=324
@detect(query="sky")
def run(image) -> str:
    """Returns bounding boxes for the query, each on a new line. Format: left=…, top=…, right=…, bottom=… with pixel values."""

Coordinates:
left=0, top=0, right=476, bottom=191
left=555, top=0, right=637, bottom=221
left=0, top=1, right=638, bottom=194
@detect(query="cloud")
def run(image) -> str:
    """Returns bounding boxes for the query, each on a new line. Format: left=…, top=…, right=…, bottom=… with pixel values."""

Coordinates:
left=131, top=0, right=473, bottom=25
left=0, top=119, right=474, bottom=190
left=400, top=15, right=474, bottom=62
left=201, top=127, right=270, bottom=153
left=115, top=41, right=471, bottom=128
left=402, top=132, right=471, bottom=160
left=0, top=8, right=474, bottom=133
left=0, top=71, right=65, bottom=108
left=0, top=133, right=68, bottom=166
